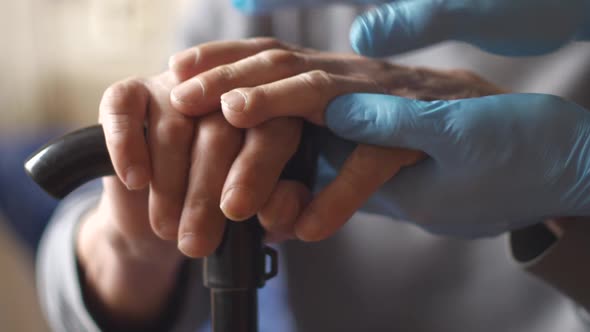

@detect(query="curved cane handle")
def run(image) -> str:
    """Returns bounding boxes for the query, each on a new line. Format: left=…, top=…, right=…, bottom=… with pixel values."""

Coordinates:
left=24, top=125, right=113, bottom=199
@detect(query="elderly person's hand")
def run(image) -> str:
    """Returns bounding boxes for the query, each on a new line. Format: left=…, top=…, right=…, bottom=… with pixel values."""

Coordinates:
left=76, top=68, right=304, bottom=328
left=168, top=38, right=505, bottom=241
left=86, top=69, right=303, bottom=260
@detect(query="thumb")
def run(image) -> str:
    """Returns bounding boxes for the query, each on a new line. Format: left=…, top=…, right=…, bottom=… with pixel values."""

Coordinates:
left=350, top=0, right=460, bottom=56
left=325, top=93, right=457, bottom=155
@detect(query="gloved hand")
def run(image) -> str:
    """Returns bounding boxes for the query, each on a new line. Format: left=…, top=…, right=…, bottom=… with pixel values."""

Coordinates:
left=231, top=0, right=380, bottom=14
left=350, top=0, right=590, bottom=56
left=324, top=93, right=590, bottom=236
left=232, top=0, right=590, bottom=56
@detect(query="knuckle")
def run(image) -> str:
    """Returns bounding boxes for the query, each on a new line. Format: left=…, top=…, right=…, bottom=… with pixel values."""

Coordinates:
left=100, top=78, right=146, bottom=145
left=298, top=70, right=333, bottom=92
left=101, top=78, right=144, bottom=111
left=198, top=114, right=241, bottom=145
left=258, top=49, right=304, bottom=69
left=213, top=64, right=237, bottom=82
left=155, top=117, right=194, bottom=146
left=249, top=37, right=284, bottom=49
left=184, top=196, right=216, bottom=213
left=103, top=113, right=133, bottom=141
left=243, top=87, right=266, bottom=110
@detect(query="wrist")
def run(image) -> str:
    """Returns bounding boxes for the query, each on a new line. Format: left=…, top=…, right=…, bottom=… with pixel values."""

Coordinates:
left=85, top=196, right=183, bottom=266
left=76, top=203, right=185, bottom=328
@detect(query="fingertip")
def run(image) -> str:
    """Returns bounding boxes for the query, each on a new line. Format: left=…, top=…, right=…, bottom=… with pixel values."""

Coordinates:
left=177, top=203, right=226, bottom=258
left=169, top=91, right=193, bottom=115
left=149, top=205, right=182, bottom=241
left=221, top=90, right=260, bottom=128
left=294, top=212, right=327, bottom=242
left=220, top=90, right=247, bottom=113
left=170, top=80, right=206, bottom=116
left=168, top=48, right=200, bottom=79
left=350, top=2, right=441, bottom=57
left=220, top=187, right=257, bottom=221
left=123, top=165, right=150, bottom=190
left=178, top=233, right=216, bottom=258
left=152, top=220, right=178, bottom=241
left=258, top=181, right=308, bottom=234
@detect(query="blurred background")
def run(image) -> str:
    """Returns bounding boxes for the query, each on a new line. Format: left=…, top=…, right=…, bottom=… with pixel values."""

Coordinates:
left=0, top=1, right=190, bottom=329
left=1, top=0, right=190, bottom=131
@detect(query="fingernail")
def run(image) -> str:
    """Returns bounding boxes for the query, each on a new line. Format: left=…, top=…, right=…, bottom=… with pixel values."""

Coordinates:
left=155, top=221, right=176, bottom=240
left=168, top=48, right=200, bottom=72
left=171, top=78, right=205, bottom=106
left=178, top=233, right=215, bottom=258
left=178, top=234, right=196, bottom=256
left=124, top=166, right=148, bottom=190
left=221, top=90, right=246, bottom=112
left=220, top=187, right=255, bottom=221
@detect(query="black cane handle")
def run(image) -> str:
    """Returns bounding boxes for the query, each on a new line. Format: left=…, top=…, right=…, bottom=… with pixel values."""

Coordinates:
left=24, top=125, right=113, bottom=198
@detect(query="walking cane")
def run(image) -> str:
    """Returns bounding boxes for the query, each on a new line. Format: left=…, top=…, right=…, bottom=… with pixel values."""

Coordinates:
left=25, top=123, right=316, bottom=332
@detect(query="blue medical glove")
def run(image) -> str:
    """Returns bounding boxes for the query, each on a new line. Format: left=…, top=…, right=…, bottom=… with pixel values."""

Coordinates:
left=350, top=0, right=590, bottom=57
left=325, top=93, right=590, bottom=237
left=231, top=0, right=382, bottom=14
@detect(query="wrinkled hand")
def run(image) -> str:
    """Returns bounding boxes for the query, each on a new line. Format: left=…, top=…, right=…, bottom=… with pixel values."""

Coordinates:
left=95, top=69, right=302, bottom=260
left=168, top=38, right=504, bottom=241
left=75, top=51, right=311, bottom=329
left=231, top=0, right=590, bottom=57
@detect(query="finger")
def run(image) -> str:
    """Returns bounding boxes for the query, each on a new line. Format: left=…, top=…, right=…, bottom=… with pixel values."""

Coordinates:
left=172, top=50, right=368, bottom=117
left=101, top=176, right=151, bottom=240
left=220, top=118, right=302, bottom=221
left=99, top=78, right=151, bottom=190
left=178, top=113, right=244, bottom=258
left=169, top=37, right=297, bottom=83
left=295, top=145, right=424, bottom=241
left=350, top=0, right=459, bottom=57
left=258, top=180, right=311, bottom=239
left=326, top=94, right=439, bottom=150
left=325, top=93, right=548, bottom=162
left=351, top=1, right=583, bottom=57
left=220, top=70, right=384, bottom=128
left=147, top=85, right=196, bottom=240
left=171, top=49, right=313, bottom=116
